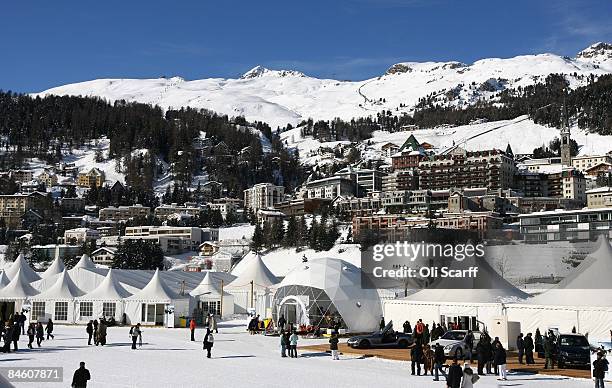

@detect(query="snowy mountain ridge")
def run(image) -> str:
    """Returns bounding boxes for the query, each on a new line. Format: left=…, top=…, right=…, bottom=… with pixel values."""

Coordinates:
left=37, top=43, right=612, bottom=130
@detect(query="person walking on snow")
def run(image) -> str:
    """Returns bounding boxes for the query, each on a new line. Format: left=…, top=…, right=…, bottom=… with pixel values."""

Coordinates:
left=35, top=322, right=44, bottom=347
left=130, top=323, right=142, bottom=350
left=45, top=318, right=54, bottom=340
left=203, top=328, right=214, bottom=358
left=86, top=321, right=93, bottom=345
left=280, top=330, right=288, bottom=357
left=289, top=331, right=299, bottom=358
left=433, top=343, right=447, bottom=381
left=593, top=351, right=609, bottom=388
left=190, top=318, right=196, bottom=341
left=208, top=314, right=218, bottom=334
left=26, top=323, right=35, bottom=349
left=329, top=331, right=340, bottom=360
left=447, top=357, right=463, bottom=388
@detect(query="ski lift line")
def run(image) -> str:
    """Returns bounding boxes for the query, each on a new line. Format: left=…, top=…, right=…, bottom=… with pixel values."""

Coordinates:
left=440, top=115, right=531, bottom=155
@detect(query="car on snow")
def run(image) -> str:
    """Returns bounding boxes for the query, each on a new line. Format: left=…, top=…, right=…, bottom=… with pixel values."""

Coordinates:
left=429, top=330, right=481, bottom=359
left=347, top=321, right=414, bottom=349
left=556, top=333, right=591, bottom=368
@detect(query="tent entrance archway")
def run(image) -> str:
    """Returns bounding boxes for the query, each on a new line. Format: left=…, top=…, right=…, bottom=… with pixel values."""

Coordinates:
left=278, top=296, right=308, bottom=327
left=0, top=301, right=15, bottom=322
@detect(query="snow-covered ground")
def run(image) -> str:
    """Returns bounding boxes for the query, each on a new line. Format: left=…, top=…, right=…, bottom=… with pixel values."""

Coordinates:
left=3, top=321, right=592, bottom=388
left=36, top=43, right=612, bottom=129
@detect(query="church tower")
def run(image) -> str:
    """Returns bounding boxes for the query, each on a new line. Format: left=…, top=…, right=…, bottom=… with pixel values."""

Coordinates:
left=560, top=101, right=571, bottom=166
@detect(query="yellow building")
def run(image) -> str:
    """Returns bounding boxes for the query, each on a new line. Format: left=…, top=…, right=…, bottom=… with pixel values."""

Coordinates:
left=77, top=168, right=105, bottom=188
left=0, top=194, right=34, bottom=228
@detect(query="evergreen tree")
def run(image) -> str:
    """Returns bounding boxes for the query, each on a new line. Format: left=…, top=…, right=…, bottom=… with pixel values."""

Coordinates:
left=250, top=222, right=264, bottom=252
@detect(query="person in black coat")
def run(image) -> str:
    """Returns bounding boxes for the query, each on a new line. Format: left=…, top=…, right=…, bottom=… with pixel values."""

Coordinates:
left=403, top=321, right=412, bottom=334
left=203, top=328, right=214, bottom=358
left=46, top=319, right=54, bottom=340
left=278, top=314, right=286, bottom=331
left=446, top=357, right=463, bottom=388
left=11, top=321, right=20, bottom=351
left=491, top=337, right=501, bottom=374
left=35, top=322, right=44, bottom=347
left=410, top=342, right=422, bottom=376
left=93, top=319, right=99, bottom=345
left=86, top=321, right=93, bottom=345
left=329, top=331, right=340, bottom=360
left=593, top=352, right=609, bottom=388
left=494, top=342, right=508, bottom=380
left=71, top=362, right=91, bottom=388
left=516, top=333, right=525, bottom=364
left=433, top=343, right=447, bottom=381
left=524, top=333, right=535, bottom=365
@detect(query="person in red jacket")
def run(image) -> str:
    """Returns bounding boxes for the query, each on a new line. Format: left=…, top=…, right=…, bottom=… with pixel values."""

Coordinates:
left=190, top=319, right=196, bottom=341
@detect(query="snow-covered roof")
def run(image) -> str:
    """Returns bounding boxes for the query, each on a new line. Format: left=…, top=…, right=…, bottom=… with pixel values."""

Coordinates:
left=41, top=256, right=66, bottom=279
left=79, top=269, right=132, bottom=300
left=33, top=270, right=85, bottom=300
left=227, top=252, right=279, bottom=290
left=5, top=254, right=41, bottom=283
left=126, top=269, right=182, bottom=302
left=585, top=186, right=612, bottom=194
left=527, top=236, right=612, bottom=307
left=0, top=268, right=40, bottom=299
left=276, top=258, right=382, bottom=332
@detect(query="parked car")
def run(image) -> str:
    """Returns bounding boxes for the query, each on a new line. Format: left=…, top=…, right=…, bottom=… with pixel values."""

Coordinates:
left=429, top=330, right=481, bottom=358
left=347, top=321, right=414, bottom=349
left=556, top=334, right=591, bottom=368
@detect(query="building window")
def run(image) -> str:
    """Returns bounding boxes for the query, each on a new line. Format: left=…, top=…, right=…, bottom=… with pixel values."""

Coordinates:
left=102, top=302, right=116, bottom=318
left=32, top=301, right=45, bottom=321
left=55, top=302, right=68, bottom=321
left=200, top=300, right=221, bottom=316
left=80, top=302, right=93, bottom=319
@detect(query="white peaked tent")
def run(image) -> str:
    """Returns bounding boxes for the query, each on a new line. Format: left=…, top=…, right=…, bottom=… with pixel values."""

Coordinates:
left=403, top=255, right=530, bottom=304
left=30, top=270, right=85, bottom=322
left=76, top=269, right=131, bottom=323
left=41, top=256, right=66, bottom=279
left=5, top=254, right=41, bottom=283
left=73, top=254, right=97, bottom=270
left=272, top=258, right=383, bottom=333
left=506, top=236, right=612, bottom=340
left=226, top=252, right=279, bottom=314
left=189, top=272, right=235, bottom=317
left=0, top=267, right=40, bottom=314
left=527, top=235, right=612, bottom=306
left=384, top=250, right=529, bottom=334
left=125, top=269, right=188, bottom=326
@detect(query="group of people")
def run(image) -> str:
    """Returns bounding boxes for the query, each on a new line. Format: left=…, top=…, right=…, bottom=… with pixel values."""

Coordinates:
left=84, top=318, right=108, bottom=346
left=2, top=314, right=54, bottom=352
left=402, top=319, right=449, bottom=344
left=515, top=332, right=536, bottom=365
left=279, top=328, right=299, bottom=358
left=188, top=314, right=218, bottom=358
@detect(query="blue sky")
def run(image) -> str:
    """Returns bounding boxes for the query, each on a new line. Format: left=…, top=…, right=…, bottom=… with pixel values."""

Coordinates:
left=2, top=0, right=611, bottom=92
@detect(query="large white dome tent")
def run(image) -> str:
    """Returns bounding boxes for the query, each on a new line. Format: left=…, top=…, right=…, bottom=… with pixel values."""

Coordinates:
left=272, top=257, right=383, bottom=333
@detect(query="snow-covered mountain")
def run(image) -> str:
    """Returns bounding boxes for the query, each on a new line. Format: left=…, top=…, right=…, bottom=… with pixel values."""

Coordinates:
left=37, top=43, right=612, bottom=129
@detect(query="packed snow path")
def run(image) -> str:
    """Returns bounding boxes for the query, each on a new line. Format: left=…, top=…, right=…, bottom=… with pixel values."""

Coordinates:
left=2, top=321, right=594, bottom=388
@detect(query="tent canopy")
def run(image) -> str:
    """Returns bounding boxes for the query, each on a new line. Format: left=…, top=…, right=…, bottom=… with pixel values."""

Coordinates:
left=73, top=254, right=97, bottom=270
left=528, top=236, right=612, bottom=307
left=190, top=272, right=231, bottom=298
left=127, top=269, right=181, bottom=302
left=33, top=270, right=85, bottom=300
left=227, top=252, right=278, bottom=290
left=0, top=267, right=40, bottom=299
left=0, top=271, right=10, bottom=288
left=79, top=269, right=132, bottom=300
left=41, top=257, right=66, bottom=279
left=5, top=254, right=41, bottom=283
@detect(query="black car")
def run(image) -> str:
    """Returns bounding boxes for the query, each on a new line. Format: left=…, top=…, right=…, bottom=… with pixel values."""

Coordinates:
left=556, top=334, right=591, bottom=368
left=347, top=321, right=414, bottom=349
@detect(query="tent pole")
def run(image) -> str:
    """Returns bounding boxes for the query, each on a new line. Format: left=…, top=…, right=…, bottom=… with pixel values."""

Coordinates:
left=220, top=279, right=224, bottom=316
left=250, top=281, right=254, bottom=309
